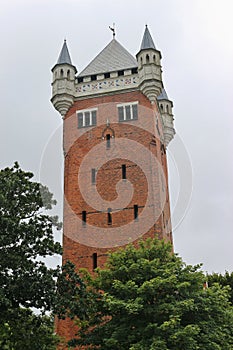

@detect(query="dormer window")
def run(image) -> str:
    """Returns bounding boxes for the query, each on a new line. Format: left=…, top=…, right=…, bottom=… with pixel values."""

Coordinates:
left=117, top=102, right=138, bottom=122
left=77, top=108, right=97, bottom=128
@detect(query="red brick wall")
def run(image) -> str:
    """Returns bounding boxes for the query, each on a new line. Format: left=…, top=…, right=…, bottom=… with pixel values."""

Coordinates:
left=56, top=90, right=173, bottom=345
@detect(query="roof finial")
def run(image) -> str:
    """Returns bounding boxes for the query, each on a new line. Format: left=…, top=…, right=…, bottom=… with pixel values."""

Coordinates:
left=109, top=23, right=116, bottom=38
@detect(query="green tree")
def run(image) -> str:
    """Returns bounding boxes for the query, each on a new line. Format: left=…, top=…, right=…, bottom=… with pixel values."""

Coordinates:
left=207, top=271, right=233, bottom=305
left=0, top=163, right=63, bottom=348
left=67, top=238, right=233, bottom=350
left=0, top=308, right=58, bottom=350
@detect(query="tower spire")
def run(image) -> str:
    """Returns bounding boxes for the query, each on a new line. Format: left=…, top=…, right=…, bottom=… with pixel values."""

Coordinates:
left=140, top=25, right=156, bottom=50
left=57, top=39, right=72, bottom=65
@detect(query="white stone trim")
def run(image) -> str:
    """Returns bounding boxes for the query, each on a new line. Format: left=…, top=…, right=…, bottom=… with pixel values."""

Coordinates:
left=75, top=75, right=139, bottom=98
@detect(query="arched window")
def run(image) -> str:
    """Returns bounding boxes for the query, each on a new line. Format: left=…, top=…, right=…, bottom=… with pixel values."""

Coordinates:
left=67, top=69, right=70, bottom=79
left=60, top=69, right=64, bottom=78
left=153, top=54, right=156, bottom=63
left=160, top=104, right=163, bottom=111
left=146, top=54, right=150, bottom=64
left=166, top=105, right=169, bottom=113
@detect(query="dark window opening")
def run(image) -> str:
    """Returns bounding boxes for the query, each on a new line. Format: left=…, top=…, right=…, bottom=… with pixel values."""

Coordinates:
left=118, top=106, right=124, bottom=121
left=166, top=105, right=169, bottom=113
left=60, top=69, right=64, bottom=77
left=106, top=134, right=111, bottom=149
left=132, top=67, right=138, bottom=74
left=91, top=168, right=96, bottom=184
left=134, top=205, right=138, bottom=221
left=82, top=211, right=86, bottom=227
left=122, top=164, right=126, bottom=179
left=84, top=111, right=90, bottom=126
left=104, top=73, right=110, bottom=78
left=125, top=105, right=131, bottom=120
left=107, top=208, right=112, bottom=225
left=118, top=104, right=138, bottom=122
left=93, top=253, right=97, bottom=270
left=146, top=54, right=150, bottom=64
left=78, top=77, right=83, bottom=83
left=78, top=113, right=83, bottom=128
left=160, top=104, right=163, bottom=111
left=132, top=104, right=138, bottom=120
left=92, top=110, right=97, bottom=125
left=118, top=70, right=124, bottom=76
left=77, top=110, right=97, bottom=128
left=91, top=74, right=97, bottom=81
left=67, top=70, right=70, bottom=79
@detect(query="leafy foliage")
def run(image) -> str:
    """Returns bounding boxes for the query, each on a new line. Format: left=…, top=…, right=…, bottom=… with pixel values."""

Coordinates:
left=0, top=163, right=64, bottom=348
left=0, top=162, right=62, bottom=313
left=0, top=308, right=58, bottom=350
left=66, top=238, right=233, bottom=350
left=208, top=271, right=233, bottom=304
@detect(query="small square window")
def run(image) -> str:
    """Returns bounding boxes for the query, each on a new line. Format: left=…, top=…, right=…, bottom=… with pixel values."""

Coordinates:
left=117, top=103, right=138, bottom=122
left=77, top=109, right=97, bottom=128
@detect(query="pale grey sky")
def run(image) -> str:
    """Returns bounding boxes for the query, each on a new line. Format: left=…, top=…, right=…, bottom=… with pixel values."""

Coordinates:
left=1, top=0, right=233, bottom=273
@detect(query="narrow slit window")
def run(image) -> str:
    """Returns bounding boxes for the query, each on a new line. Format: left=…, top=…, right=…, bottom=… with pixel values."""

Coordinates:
left=82, top=210, right=86, bottom=227
left=107, top=208, right=112, bottom=225
left=91, top=168, right=96, bottom=184
left=122, top=164, right=126, bottom=179
left=106, top=134, right=111, bottom=149
left=93, top=253, right=97, bottom=270
left=134, top=205, right=138, bottom=221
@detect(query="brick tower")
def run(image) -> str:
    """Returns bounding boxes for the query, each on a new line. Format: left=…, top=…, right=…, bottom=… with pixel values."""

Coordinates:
left=51, top=26, right=175, bottom=342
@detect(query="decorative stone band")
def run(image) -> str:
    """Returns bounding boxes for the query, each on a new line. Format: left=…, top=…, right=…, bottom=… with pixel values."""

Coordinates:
left=75, top=75, right=139, bottom=97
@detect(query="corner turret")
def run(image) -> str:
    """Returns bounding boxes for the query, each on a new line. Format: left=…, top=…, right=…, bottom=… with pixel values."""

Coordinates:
left=51, top=40, right=77, bottom=117
left=136, top=25, right=163, bottom=104
left=157, top=88, right=175, bottom=146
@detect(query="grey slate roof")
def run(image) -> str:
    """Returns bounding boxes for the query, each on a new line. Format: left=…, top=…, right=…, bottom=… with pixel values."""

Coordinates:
left=78, top=39, right=137, bottom=77
left=157, top=88, right=169, bottom=100
left=57, top=40, right=72, bottom=65
left=140, top=25, right=156, bottom=50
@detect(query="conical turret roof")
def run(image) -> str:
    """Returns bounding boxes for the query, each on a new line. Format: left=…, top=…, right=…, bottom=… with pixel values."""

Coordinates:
left=57, top=40, right=72, bottom=65
left=140, top=25, right=156, bottom=50
left=78, top=38, right=137, bottom=77
left=157, top=88, right=169, bottom=100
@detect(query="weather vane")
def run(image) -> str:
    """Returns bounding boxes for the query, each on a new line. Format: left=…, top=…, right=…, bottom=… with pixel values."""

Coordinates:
left=109, top=23, right=116, bottom=38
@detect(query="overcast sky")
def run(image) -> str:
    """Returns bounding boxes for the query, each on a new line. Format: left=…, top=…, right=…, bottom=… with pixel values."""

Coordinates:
left=1, top=0, right=232, bottom=273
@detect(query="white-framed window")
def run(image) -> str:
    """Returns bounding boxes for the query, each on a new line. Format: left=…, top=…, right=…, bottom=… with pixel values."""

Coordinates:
left=117, top=102, right=138, bottom=122
left=77, top=108, right=97, bottom=128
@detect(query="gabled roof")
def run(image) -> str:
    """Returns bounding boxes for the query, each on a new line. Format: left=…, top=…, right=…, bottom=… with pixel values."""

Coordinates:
left=157, top=88, right=169, bottom=100
left=140, top=25, right=156, bottom=50
left=78, top=38, right=137, bottom=77
left=57, top=40, right=72, bottom=65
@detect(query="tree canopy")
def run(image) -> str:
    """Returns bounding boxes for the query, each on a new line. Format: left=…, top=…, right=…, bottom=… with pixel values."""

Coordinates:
left=0, top=163, right=63, bottom=348
left=66, top=238, right=233, bottom=350
left=208, top=271, right=233, bottom=305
